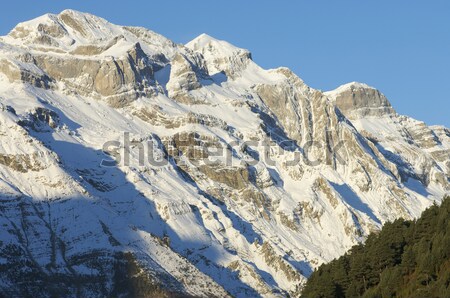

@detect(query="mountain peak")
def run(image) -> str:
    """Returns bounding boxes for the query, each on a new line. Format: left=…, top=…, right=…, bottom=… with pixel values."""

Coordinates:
left=186, top=33, right=252, bottom=77
left=187, top=33, right=218, bottom=45
left=331, top=81, right=375, bottom=92
left=186, top=33, right=249, bottom=57
left=5, top=9, right=122, bottom=49
left=59, top=8, right=94, bottom=17
left=325, top=81, right=395, bottom=119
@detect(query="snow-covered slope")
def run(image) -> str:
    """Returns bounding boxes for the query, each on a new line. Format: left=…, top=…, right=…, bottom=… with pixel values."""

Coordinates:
left=0, top=10, right=448, bottom=297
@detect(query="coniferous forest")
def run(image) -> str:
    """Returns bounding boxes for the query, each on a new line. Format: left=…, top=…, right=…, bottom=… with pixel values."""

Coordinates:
left=301, top=196, right=450, bottom=298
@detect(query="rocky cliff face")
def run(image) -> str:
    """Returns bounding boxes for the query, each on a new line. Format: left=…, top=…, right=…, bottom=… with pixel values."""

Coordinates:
left=0, top=10, right=448, bottom=297
left=325, top=82, right=395, bottom=119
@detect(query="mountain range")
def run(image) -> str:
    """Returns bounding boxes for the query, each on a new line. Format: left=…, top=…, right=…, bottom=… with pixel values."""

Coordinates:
left=0, top=10, right=448, bottom=297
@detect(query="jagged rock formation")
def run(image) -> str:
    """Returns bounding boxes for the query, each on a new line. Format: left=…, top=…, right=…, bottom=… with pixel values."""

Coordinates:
left=0, top=10, right=448, bottom=297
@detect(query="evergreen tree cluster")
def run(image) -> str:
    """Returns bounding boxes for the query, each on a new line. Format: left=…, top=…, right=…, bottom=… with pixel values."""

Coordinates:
left=301, top=196, right=450, bottom=298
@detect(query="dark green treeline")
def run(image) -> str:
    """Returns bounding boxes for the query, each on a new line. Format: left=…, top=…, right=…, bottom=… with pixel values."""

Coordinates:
left=301, top=196, right=450, bottom=298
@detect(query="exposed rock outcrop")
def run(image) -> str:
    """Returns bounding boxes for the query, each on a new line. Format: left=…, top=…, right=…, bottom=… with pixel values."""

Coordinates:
left=325, top=82, right=395, bottom=119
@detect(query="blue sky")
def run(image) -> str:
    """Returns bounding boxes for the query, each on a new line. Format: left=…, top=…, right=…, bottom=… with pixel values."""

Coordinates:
left=1, top=1, right=449, bottom=126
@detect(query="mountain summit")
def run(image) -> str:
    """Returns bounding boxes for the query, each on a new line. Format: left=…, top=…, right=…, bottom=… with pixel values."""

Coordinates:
left=325, top=82, right=395, bottom=119
left=186, top=33, right=252, bottom=77
left=0, top=10, right=448, bottom=297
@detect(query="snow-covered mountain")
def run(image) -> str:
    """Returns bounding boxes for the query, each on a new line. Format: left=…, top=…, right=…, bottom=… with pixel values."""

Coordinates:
left=0, top=10, right=448, bottom=297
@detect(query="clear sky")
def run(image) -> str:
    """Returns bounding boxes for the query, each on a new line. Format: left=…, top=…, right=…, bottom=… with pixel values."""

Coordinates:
left=1, top=1, right=449, bottom=126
